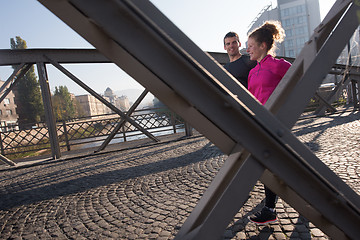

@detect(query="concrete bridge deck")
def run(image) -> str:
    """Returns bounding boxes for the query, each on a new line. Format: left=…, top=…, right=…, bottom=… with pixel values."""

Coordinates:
left=0, top=108, right=359, bottom=239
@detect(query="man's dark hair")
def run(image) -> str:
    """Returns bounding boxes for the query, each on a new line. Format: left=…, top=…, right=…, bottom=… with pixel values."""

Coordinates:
left=224, top=32, right=240, bottom=45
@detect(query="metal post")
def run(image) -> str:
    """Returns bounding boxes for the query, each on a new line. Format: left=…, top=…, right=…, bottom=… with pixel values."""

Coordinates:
left=357, top=80, right=360, bottom=106
left=0, top=132, right=4, bottom=155
left=62, top=120, right=70, bottom=151
left=171, top=112, right=176, bottom=133
left=122, top=125, right=127, bottom=142
left=351, top=80, right=358, bottom=108
left=184, top=122, right=193, bottom=137
left=37, top=62, right=61, bottom=159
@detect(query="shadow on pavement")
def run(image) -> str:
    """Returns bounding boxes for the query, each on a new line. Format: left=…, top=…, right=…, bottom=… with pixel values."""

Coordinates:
left=0, top=138, right=219, bottom=210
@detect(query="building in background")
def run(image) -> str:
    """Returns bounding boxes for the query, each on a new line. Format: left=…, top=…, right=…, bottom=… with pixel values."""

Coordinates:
left=104, top=87, right=116, bottom=105
left=337, top=26, right=360, bottom=66
left=247, top=4, right=278, bottom=37
left=104, top=87, right=130, bottom=112
left=247, top=0, right=321, bottom=58
left=115, top=95, right=130, bottom=112
left=75, top=94, right=111, bottom=117
left=0, top=80, right=19, bottom=131
left=75, top=87, right=131, bottom=117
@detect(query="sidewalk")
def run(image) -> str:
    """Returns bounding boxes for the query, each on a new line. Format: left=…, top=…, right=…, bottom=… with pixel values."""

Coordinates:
left=0, top=109, right=359, bottom=239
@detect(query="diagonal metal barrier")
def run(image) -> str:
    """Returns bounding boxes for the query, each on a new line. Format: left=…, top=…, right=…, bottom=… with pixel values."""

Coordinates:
left=0, top=49, right=160, bottom=161
left=0, top=63, right=32, bottom=103
left=45, top=55, right=159, bottom=144
left=0, top=63, right=33, bottom=166
left=37, top=0, right=360, bottom=239
left=94, top=89, right=149, bottom=153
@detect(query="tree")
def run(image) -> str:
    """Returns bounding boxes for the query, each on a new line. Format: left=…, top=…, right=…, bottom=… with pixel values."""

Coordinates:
left=11, top=36, right=44, bottom=126
left=52, top=86, right=76, bottom=121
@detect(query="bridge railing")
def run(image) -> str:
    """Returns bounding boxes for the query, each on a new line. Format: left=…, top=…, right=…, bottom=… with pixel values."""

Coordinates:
left=0, top=107, right=187, bottom=160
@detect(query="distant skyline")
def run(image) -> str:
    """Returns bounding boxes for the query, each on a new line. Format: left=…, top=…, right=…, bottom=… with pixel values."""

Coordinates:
left=0, top=0, right=336, bottom=96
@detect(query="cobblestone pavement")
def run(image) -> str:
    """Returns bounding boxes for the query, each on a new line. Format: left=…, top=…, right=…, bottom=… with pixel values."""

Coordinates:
left=0, top=109, right=359, bottom=239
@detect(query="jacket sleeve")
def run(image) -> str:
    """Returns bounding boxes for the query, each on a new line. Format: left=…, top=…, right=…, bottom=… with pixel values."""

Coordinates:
left=277, top=59, right=291, bottom=77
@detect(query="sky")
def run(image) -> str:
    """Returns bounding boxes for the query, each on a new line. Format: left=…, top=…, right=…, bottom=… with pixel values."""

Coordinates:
left=0, top=0, right=336, bottom=98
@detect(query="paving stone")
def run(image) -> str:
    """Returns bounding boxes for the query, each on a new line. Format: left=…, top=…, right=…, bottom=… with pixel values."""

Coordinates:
left=279, top=218, right=292, bottom=225
left=235, top=231, right=247, bottom=239
left=282, top=224, right=295, bottom=232
left=273, top=232, right=287, bottom=240
left=0, top=111, right=359, bottom=239
left=310, top=228, right=325, bottom=237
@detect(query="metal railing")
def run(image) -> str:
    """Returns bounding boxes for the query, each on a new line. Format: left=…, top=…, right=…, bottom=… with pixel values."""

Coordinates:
left=0, top=107, right=187, bottom=159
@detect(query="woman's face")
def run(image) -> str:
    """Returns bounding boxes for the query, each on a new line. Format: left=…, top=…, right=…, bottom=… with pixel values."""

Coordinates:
left=246, top=37, right=267, bottom=62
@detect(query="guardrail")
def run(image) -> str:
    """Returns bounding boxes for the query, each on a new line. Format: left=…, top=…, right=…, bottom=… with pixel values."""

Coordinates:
left=0, top=108, right=188, bottom=159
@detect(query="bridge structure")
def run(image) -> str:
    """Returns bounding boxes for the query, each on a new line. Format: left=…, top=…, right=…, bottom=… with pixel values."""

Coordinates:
left=0, top=50, right=358, bottom=165
left=0, top=0, right=359, bottom=239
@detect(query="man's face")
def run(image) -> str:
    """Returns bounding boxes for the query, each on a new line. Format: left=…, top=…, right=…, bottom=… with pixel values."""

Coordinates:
left=224, top=36, right=240, bottom=57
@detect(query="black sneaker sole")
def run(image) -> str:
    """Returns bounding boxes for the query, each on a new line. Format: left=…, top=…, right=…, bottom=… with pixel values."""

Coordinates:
left=247, top=216, right=278, bottom=225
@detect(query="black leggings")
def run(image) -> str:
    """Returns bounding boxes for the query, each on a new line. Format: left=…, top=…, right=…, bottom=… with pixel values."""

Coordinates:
left=265, top=186, right=277, bottom=209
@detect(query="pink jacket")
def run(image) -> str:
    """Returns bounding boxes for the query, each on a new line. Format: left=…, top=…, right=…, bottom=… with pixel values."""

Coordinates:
left=248, top=55, right=291, bottom=105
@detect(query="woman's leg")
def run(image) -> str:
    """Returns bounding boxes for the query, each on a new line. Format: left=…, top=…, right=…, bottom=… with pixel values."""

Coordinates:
left=248, top=186, right=278, bottom=224
left=264, top=186, right=277, bottom=209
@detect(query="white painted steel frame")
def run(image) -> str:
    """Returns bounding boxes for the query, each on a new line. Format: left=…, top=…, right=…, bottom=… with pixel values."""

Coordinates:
left=36, top=0, right=360, bottom=239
